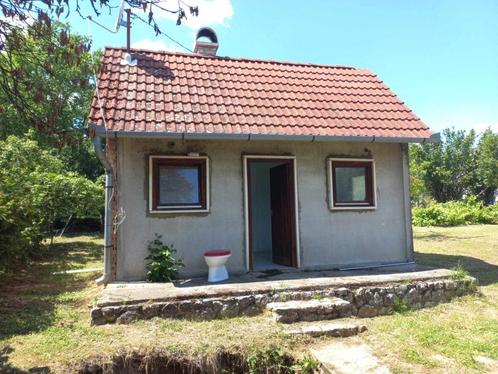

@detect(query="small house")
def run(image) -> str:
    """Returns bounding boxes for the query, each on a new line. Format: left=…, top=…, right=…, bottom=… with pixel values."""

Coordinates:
left=88, top=29, right=436, bottom=283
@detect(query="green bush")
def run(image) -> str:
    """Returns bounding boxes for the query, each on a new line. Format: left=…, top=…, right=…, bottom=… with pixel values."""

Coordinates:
left=145, top=234, right=184, bottom=282
left=0, top=136, right=104, bottom=275
left=412, top=197, right=498, bottom=226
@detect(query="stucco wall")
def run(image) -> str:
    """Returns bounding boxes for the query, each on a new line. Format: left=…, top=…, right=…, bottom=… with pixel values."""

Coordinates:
left=116, top=138, right=411, bottom=280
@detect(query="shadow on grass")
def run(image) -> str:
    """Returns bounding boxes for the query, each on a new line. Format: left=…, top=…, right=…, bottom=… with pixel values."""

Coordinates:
left=41, top=239, right=102, bottom=274
left=415, top=252, right=498, bottom=286
left=0, top=233, right=102, bottom=340
left=414, top=231, right=485, bottom=242
left=0, top=345, right=51, bottom=373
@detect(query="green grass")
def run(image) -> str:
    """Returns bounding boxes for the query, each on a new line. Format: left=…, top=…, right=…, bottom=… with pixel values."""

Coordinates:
left=362, top=225, right=498, bottom=373
left=2, top=226, right=498, bottom=373
left=0, top=233, right=306, bottom=373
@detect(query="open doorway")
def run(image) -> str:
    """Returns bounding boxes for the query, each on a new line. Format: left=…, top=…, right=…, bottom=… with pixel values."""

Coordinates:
left=246, top=157, right=298, bottom=271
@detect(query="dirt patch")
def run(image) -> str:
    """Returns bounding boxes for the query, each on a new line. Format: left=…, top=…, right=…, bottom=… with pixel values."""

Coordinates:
left=77, top=348, right=297, bottom=374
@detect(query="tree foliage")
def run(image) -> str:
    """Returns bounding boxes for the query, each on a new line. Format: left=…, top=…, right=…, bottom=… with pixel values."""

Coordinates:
left=0, top=136, right=104, bottom=274
left=410, top=128, right=498, bottom=204
left=0, top=0, right=198, bottom=51
left=0, top=1, right=200, bottom=273
left=474, top=129, right=498, bottom=204
left=0, top=21, right=95, bottom=147
left=0, top=21, right=103, bottom=178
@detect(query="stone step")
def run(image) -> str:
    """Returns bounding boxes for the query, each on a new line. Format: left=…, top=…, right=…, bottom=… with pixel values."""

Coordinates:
left=311, top=342, right=391, bottom=374
left=286, top=322, right=367, bottom=338
left=266, top=297, right=353, bottom=323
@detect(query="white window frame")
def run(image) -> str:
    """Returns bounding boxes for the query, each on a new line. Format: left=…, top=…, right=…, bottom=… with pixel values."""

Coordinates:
left=327, top=157, right=377, bottom=211
left=148, top=155, right=210, bottom=214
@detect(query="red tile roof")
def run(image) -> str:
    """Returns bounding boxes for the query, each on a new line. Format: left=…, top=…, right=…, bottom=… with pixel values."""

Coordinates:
left=88, top=47, right=432, bottom=140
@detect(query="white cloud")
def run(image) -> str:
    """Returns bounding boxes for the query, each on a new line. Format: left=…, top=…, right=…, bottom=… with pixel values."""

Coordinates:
left=132, top=39, right=179, bottom=52
left=471, top=123, right=498, bottom=135
left=154, top=0, right=234, bottom=30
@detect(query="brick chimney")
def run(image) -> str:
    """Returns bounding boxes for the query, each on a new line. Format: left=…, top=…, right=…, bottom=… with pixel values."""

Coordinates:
left=193, top=27, right=218, bottom=56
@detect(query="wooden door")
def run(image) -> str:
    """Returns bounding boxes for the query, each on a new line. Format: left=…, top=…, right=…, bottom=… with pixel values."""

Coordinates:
left=270, top=162, right=297, bottom=267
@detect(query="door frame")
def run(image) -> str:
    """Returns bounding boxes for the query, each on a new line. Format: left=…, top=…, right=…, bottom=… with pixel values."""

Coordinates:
left=243, top=155, right=300, bottom=272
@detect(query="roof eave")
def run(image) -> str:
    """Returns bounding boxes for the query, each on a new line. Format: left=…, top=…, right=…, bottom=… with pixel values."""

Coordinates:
left=89, top=124, right=439, bottom=144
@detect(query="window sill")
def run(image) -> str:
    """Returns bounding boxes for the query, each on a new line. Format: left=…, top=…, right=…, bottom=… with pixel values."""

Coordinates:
left=329, top=205, right=377, bottom=211
left=149, top=209, right=210, bottom=214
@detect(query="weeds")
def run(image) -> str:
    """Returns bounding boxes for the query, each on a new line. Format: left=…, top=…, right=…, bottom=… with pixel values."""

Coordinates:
left=448, top=263, right=469, bottom=280
left=391, top=296, right=410, bottom=314
left=246, top=347, right=292, bottom=374
left=278, top=294, right=289, bottom=302
left=292, top=354, right=320, bottom=373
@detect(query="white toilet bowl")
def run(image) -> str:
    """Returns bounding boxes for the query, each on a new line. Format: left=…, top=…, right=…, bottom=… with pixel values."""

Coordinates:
left=204, top=250, right=231, bottom=282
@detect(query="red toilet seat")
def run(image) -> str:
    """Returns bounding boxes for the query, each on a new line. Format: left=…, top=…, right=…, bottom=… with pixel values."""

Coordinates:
left=204, top=249, right=231, bottom=257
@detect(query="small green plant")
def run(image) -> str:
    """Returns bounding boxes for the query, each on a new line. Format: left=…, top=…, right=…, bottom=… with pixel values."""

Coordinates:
left=391, top=296, right=410, bottom=314
left=278, top=293, right=289, bottom=302
left=145, top=234, right=184, bottom=282
left=270, top=284, right=286, bottom=296
left=311, top=292, right=324, bottom=300
left=292, top=354, right=320, bottom=373
left=246, top=347, right=292, bottom=374
left=448, top=262, right=469, bottom=280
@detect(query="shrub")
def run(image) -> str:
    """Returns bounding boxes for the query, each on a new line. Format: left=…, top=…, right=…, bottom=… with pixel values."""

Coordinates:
left=0, top=136, right=104, bottom=275
left=412, top=197, right=498, bottom=226
left=145, top=234, right=184, bottom=282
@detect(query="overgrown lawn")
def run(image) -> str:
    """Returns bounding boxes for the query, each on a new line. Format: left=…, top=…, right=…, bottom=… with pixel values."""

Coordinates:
left=1, top=226, right=498, bottom=373
left=0, top=234, right=304, bottom=373
left=361, top=225, right=498, bottom=373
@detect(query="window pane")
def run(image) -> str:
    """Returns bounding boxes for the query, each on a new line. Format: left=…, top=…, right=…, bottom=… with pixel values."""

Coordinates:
left=335, top=167, right=367, bottom=202
left=158, top=165, right=200, bottom=206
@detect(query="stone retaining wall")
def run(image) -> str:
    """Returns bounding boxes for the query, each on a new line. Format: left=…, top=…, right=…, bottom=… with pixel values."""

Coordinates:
left=91, top=277, right=478, bottom=325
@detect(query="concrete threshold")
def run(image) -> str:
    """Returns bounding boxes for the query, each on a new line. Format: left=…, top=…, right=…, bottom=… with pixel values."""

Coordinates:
left=98, top=264, right=453, bottom=307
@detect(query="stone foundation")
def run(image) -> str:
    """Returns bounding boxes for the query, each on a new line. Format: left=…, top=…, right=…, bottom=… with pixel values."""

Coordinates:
left=91, top=277, right=478, bottom=325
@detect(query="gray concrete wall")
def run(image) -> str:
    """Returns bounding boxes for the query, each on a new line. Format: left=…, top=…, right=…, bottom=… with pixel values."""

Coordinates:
left=116, top=138, right=411, bottom=280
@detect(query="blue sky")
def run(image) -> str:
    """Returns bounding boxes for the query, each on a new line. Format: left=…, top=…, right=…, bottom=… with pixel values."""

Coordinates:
left=69, top=0, right=498, bottom=134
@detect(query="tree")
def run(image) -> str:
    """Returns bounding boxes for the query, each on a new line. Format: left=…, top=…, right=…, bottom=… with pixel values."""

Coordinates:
left=0, top=1, right=198, bottom=52
left=0, top=21, right=104, bottom=178
left=408, top=146, right=429, bottom=205
left=410, top=128, right=477, bottom=203
left=410, top=127, right=498, bottom=205
left=0, top=136, right=104, bottom=273
left=0, top=21, right=95, bottom=147
left=474, top=129, right=498, bottom=204
left=0, top=1, right=198, bottom=174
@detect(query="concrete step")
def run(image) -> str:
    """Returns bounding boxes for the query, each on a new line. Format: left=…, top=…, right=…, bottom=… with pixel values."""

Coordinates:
left=311, top=342, right=391, bottom=374
left=286, top=321, right=367, bottom=338
left=266, top=297, right=353, bottom=323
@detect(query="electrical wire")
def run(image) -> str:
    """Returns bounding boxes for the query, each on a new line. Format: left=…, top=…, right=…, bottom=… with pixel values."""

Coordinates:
left=131, top=12, right=192, bottom=52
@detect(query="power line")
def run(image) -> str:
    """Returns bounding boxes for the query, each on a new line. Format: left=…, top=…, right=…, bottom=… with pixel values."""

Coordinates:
left=131, top=13, right=192, bottom=53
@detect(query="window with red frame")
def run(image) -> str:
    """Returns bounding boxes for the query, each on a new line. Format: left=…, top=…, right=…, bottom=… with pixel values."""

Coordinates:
left=330, top=159, right=375, bottom=208
left=150, top=157, right=207, bottom=211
